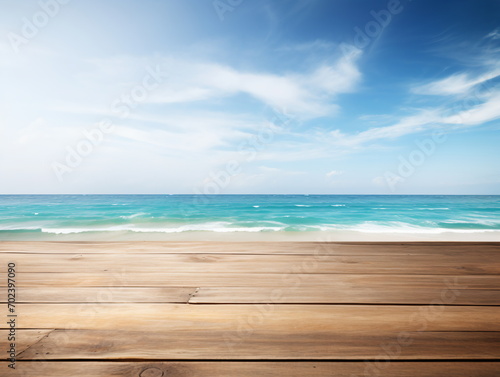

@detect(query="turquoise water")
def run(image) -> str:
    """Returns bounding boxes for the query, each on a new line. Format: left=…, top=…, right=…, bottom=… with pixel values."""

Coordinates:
left=0, top=195, right=500, bottom=239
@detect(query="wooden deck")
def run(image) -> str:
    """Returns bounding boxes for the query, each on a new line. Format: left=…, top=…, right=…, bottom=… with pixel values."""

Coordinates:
left=1, top=241, right=499, bottom=376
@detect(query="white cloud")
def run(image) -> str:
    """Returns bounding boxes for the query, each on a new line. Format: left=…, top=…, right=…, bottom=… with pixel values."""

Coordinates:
left=113, top=125, right=235, bottom=154
left=0, top=43, right=364, bottom=193
left=144, top=50, right=362, bottom=118
left=324, top=89, right=500, bottom=149
left=326, top=170, right=343, bottom=178
left=486, top=28, right=500, bottom=40
left=58, top=50, right=362, bottom=121
left=411, top=68, right=500, bottom=96
left=442, top=92, right=500, bottom=126
left=258, top=166, right=281, bottom=173
left=327, top=110, right=441, bottom=147
left=330, top=56, right=500, bottom=150
left=277, top=39, right=337, bottom=52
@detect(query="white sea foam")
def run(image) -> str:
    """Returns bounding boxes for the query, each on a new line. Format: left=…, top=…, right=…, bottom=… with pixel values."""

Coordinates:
left=417, top=208, right=450, bottom=210
left=342, top=221, right=498, bottom=234
left=441, top=218, right=500, bottom=226
left=40, top=221, right=286, bottom=234
left=120, top=213, right=147, bottom=219
left=4, top=219, right=499, bottom=236
left=331, top=204, right=346, bottom=207
left=0, top=225, right=42, bottom=231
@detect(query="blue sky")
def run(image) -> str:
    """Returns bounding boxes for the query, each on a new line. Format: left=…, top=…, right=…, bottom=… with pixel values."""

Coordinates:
left=0, top=0, right=499, bottom=194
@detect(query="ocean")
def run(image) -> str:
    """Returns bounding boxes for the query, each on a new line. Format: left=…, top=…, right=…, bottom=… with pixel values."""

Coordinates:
left=0, top=195, right=500, bottom=241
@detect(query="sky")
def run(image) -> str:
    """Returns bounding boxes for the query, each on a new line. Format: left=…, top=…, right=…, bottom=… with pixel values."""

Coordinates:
left=0, top=0, right=499, bottom=194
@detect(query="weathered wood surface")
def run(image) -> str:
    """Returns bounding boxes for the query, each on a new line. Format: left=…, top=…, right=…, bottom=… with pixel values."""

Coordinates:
left=10, top=330, right=500, bottom=360
left=1, top=241, right=498, bottom=254
left=1, top=242, right=498, bottom=376
left=6, top=272, right=500, bottom=288
left=2, top=253, right=500, bottom=274
left=189, top=286, right=500, bottom=304
left=4, top=304, right=499, bottom=332
left=2, top=361, right=500, bottom=377
left=0, top=287, right=197, bottom=303
left=1, top=286, right=498, bottom=304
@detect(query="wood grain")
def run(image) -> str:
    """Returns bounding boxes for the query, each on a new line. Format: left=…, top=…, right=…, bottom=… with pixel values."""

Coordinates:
left=7, top=272, right=500, bottom=288
left=14, top=330, right=500, bottom=360
left=1, top=241, right=499, bottom=376
left=3, top=361, right=500, bottom=377
left=3, top=252, right=500, bottom=274
left=4, top=304, right=499, bottom=332
left=1, top=241, right=498, bottom=254
left=0, top=330, right=53, bottom=356
left=1, top=286, right=498, bottom=304
left=189, top=286, right=500, bottom=305
left=0, top=287, right=197, bottom=303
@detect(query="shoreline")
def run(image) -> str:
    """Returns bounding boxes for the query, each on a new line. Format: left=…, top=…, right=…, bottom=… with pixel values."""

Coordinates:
left=1, top=229, right=500, bottom=242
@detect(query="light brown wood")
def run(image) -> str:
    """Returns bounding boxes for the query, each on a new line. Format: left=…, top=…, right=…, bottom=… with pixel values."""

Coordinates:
left=4, top=304, right=499, bottom=332
left=3, top=252, right=500, bottom=274
left=3, top=361, right=500, bottom=377
left=7, top=272, right=500, bottom=288
left=0, top=241, right=499, bottom=255
left=189, top=286, right=500, bottom=305
left=0, top=330, right=53, bottom=356
left=2, top=286, right=497, bottom=304
left=14, top=330, right=500, bottom=360
left=0, top=287, right=197, bottom=303
left=1, top=241, right=499, bottom=375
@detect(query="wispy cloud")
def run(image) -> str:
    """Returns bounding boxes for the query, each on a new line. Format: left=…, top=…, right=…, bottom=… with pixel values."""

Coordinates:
left=143, top=51, right=362, bottom=118
left=411, top=68, right=500, bottom=96
left=335, top=50, right=500, bottom=149
left=325, top=90, right=500, bottom=148
left=485, top=28, right=500, bottom=40
left=326, top=110, right=441, bottom=147
left=442, top=91, right=500, bottom=126
left=68, top=49, right=362, bottom=121
left=326, top=170, right=343, bottom=178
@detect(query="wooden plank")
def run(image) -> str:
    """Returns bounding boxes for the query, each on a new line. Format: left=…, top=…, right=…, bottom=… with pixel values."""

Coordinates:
left=0, top=242, right=498, bottom=368
left=0, top=329, right=53, bottom=356
left=2, top=286, right=498, bottom=305
left=3, top=253, right=500, bottom=274
left=0, top=241, right=498, bottom=255
left=190, top=287, right=500, bottom=305
left=14, top=330, right=500, bottom=360
left=8, top=272, right=500, bottom=289
left=0, top=287, right=197, bottom=303
left=5, top=304, right=500, bottom=332
left=2, top=361, right=500, bottom=377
